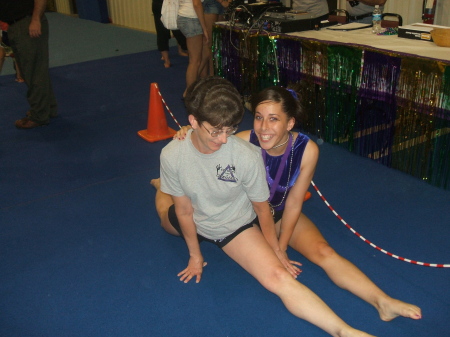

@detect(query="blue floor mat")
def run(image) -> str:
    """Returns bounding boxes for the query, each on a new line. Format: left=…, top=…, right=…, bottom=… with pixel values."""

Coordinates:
left=1, top=49, right=449, bottom=337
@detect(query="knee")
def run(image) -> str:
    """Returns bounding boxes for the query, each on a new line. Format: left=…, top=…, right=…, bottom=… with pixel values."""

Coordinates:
left=189, top=57, right=202, bottom=68
left=260, top=265, right=293, bottom=293
left=311, top=242, right=338, bottom=264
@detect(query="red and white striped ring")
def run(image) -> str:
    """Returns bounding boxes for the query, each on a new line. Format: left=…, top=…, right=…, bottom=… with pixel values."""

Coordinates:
left=311, top=181, right=450, bottom=268
left=155, top=84, right=182, bottom=129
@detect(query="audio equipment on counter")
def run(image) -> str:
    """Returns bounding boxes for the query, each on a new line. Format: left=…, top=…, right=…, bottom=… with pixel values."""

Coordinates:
left=258, top=10, right=316, bottom=33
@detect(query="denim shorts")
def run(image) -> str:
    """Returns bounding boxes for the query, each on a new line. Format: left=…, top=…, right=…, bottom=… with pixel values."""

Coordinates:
left=177, top=16, right=203, bottom=38
left=203, top=0, right=224, bottom=15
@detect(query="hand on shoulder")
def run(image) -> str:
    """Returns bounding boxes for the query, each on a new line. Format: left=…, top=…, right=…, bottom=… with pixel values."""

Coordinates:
left=173, top=125, right=192, bottom=140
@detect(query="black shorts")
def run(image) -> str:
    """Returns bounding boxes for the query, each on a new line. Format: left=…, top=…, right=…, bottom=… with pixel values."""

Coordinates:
left=168, top=204, right=255, bottom=248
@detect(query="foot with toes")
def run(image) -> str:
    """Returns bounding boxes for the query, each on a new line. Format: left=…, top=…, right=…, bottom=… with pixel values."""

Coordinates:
left=378, top=297, right=422, bottom=321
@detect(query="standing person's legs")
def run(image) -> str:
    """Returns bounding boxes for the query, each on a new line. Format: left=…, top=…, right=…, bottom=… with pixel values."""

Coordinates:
left=172, top=29, right=188, bottom=56
left=153, top=0, right=172, bottom=68
left=222, top=227, right=375, bottom=337
left=182, top=33, right=204, bottom=95
left=34, top=16, right=57, bottom=118
left=286, top=213, right=422, bottom=321
left=177, top=16, right=204, bottom=97
left=9, top=15, right=57, bottom=125
left=201, top=0, right=223, bottom=76
left=13, top=58, right=24, bottom=82
left=199, top=13, right=217, bottom=77
left=185, top=34, right=203, bottom=96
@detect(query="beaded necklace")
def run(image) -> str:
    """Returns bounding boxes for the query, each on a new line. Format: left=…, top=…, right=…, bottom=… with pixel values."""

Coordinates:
left=262, top=132, right=294, bottom=214
left=270, top=133, right=290, bottom=149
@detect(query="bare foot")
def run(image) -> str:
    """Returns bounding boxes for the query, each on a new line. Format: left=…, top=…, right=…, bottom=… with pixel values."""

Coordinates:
left=150, top=178, right=161, bottom=190
left=160, top=51, right=171, bottom=68
left=178, top=45, right=188, bottom=57
left=378, top=297, right=422, bottom=321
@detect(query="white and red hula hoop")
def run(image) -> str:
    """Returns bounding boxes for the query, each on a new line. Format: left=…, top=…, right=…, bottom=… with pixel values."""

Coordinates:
left=311, top=181, right=450, bottom=268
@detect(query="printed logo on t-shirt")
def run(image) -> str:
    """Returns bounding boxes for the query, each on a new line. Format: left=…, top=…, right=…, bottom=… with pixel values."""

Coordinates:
left=216, top=164, right=238, bottom=182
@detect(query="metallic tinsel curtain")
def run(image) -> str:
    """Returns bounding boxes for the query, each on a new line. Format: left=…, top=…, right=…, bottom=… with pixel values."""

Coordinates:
left=213, top=26, right=450, bottom=190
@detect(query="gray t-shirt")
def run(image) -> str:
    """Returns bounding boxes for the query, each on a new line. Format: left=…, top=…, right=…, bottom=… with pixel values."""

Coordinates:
left=346, top=2, right=384, bottom=17
left=160, top=129, right=269, bottom=240
left=292, top=0, right=329, bottom=18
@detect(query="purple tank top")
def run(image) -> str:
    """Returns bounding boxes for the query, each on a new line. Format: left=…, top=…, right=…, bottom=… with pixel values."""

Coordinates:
left=250, top=130, right=309, bottom=211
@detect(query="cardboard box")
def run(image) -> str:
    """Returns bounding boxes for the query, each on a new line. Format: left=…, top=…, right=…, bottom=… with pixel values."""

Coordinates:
left=398, top=23, right=449, bottom=42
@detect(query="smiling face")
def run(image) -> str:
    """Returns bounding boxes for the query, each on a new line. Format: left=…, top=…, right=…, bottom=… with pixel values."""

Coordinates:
left=253, top=101, right=295, bottom=153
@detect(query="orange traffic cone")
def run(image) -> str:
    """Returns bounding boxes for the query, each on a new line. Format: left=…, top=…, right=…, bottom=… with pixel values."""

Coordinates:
left=138, top=83, right=176, bottom=142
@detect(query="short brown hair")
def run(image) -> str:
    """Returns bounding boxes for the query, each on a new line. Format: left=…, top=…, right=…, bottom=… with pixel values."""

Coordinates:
left=184, top=77, right=244, bottom=128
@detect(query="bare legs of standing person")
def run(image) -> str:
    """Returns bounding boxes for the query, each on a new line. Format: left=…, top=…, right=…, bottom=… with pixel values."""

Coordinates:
left=183, top=34, right=206, bottom=97
left=199, top=13, right=218, bottom=77
left=161, top=40, right=188, bottom=68
left=178, top=44, right=188, bottom=57
left=153, top=0, right=188, bottom=68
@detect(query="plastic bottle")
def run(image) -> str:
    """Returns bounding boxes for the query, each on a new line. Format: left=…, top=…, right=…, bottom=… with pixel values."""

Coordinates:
left=372, top=5, right=382, bottom=34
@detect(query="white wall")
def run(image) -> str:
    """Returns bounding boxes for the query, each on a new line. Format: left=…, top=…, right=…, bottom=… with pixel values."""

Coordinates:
left=107, top=0, right=156, bottom=33
left=54, top=0, right=157, bottom=33
left=338, top=0, right=449, bottom=26
left=435, top=0, right=450, bottom=26
left=382, top=0, right=422, bottom=25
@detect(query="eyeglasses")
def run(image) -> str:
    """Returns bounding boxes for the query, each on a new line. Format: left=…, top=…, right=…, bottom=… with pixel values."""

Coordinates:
left=201, top=123, right=238, bottom=138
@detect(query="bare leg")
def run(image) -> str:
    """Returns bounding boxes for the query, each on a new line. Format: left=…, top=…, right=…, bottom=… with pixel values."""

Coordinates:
left=178, top=44, right=188, bottom=57
left=151, top=178, right=180, bottom=236
left=223, top=227, right=375, bottom=337
left=12, top=58, right=24, bottom=82
left=287, top=213, right=422, bottom=321
left=199, top=13, right=217, bottom=77
left=160, top=51, right=171, bottom=68
left=183, top=34, right=204, bottom=97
